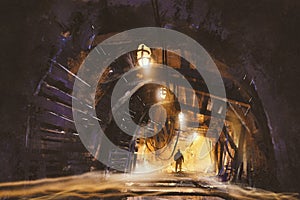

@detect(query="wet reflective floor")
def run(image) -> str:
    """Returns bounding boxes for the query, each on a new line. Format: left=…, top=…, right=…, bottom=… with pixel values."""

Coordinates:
left=0, top=171, right=298, bottom=200
left=127, top=196, right=223, bottom=200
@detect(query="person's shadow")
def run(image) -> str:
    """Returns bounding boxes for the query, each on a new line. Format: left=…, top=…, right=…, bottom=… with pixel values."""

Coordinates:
left=173, top=171, right=186, bottom=177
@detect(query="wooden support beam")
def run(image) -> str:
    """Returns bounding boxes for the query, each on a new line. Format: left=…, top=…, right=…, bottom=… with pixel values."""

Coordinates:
left=40, top=82, right=72, bottom=106
left=161, top=101, right=235, bottom=122
left=46, top=67, right=74, bottom=93
left=223, top=126, right=238, bottom=152
left=39, top=142, right=87, bottom=153
left=36, top=111, right=76, bottom=132
left=232, top=126, right=246, bottom=182
left=38, top=129, right=80, bottom=143
left=32, top=96, right=73, bottom=119
left=228, top=102, right=251, bottom=133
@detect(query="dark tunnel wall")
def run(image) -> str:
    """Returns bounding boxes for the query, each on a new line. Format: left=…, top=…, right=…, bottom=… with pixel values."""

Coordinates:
left=0, top=0, right=299, bottom=192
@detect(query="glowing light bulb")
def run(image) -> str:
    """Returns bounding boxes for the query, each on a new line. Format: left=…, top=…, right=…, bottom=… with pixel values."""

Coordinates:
left=137, top=44, right=151, bottom=67
left=158, top=87, right=167, bottom=100
left=138, top=57, right=150, bottom=67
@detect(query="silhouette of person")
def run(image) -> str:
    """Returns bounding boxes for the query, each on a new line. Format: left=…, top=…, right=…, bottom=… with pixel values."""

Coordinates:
left=174, top=149, right=184, bottom=172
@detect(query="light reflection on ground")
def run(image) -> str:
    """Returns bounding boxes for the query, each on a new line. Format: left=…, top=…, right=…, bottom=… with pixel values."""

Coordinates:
left=0, top=171, right=298, bottom=200
left=127, top=196, right=224, bottom=200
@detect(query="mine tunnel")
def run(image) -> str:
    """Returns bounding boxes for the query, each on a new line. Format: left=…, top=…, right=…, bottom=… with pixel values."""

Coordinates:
left=1, top=0, right=299, bottom=199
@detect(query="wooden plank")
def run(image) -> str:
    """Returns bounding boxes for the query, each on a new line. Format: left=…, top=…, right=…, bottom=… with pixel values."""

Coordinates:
left=36, top=111, right=76, bottom=131
left=38, top=84, right=97, bottom=122
left=33, top=96, right=73, bottom=119
left=38, top=129, right=78, bottom=142
left=40, top=82, right=72, bottom=106
left=39, top=127, right=79, bottom=139
left=47, top=71, right=92, bottom=109
left=201, top=96, right=209, bottom=113
left=161, top=101, right=234, bottom=122
left=39, top=142, right=87, bottom=153
left=40, top=140, right=63, bottom=149
left=40, top=153, right=91, bottom=163
left=41, top=135, right=76, bottom=143
left=47, top=65, right=74, bottom=91
left=228, top=103, right=251, bottom=133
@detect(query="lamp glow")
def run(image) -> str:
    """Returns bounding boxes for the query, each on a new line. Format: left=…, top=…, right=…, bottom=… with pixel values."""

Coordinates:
left=178, top=112, right=184, bottom=122
left=138, top=57, right=150, bottom=67
left=158, top=87, right=167, bottom=100
left=137, top=44, right=151, bottom=67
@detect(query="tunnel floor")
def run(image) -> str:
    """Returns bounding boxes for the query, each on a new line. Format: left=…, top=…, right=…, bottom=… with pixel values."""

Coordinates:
left=0, top=171, right=298, bottom=200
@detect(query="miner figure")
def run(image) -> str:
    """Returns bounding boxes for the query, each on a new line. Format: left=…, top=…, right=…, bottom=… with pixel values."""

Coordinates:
left=174, top=149, right=184, bottom=172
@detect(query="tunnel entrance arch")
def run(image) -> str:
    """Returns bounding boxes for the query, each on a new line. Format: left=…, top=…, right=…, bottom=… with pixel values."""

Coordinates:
left=26, top=30, right=277, bottom=189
